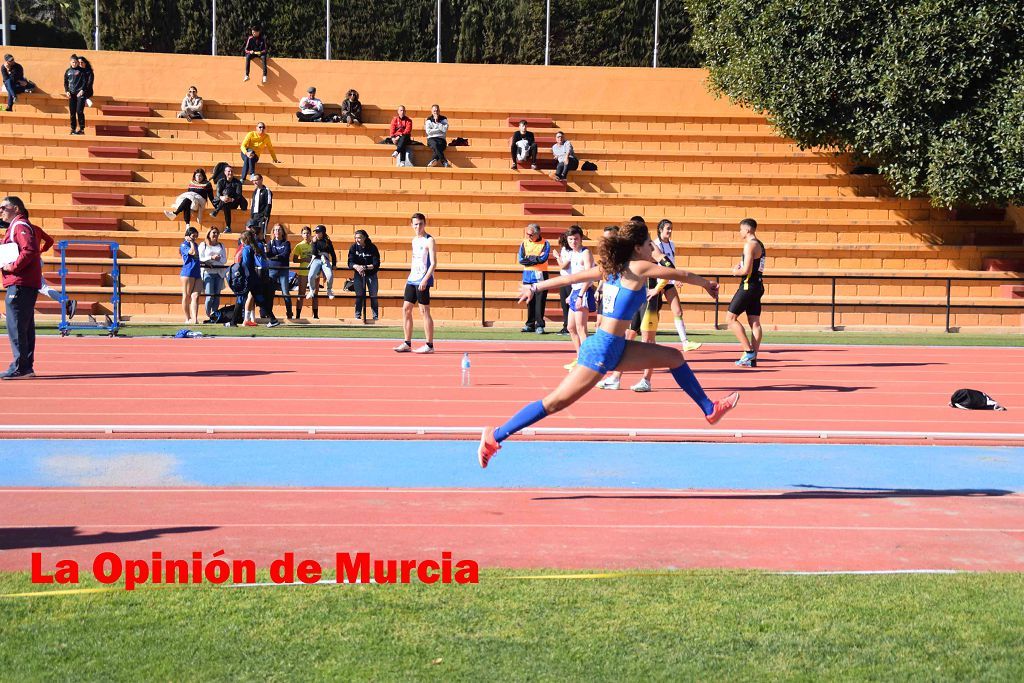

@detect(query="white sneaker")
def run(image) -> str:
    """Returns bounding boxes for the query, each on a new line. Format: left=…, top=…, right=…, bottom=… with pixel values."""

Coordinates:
left=85, top=98, right=93, bottom=107
left=683, top=340, right=703, bottom=352
left=164, top=210, right=176, bottom=220
left=261, top=76, right=267, bottom=84
left=596, top=376, right=620, bottom=390
left=327, top=289, right=335, bottom=299
left=413, top=345, right=434, bottom=354
left=304, top=290, right=314, bottom=300
left=243, top=75, right=250, bottom=82
left=392, top=151, right=399, bottom=158
left=393, top=342, right=412, bottom=353
left=427, top=159, right=438, bottom=167
left=631, top=378, right=652, bottom=393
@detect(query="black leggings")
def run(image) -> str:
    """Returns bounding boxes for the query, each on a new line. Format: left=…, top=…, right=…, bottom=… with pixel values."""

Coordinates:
left=68, top=93, right=86, bottom=131
left=353, top=272, right=379, bottom=317
left=244, top=53, right=268, bottom=77
left=511, top=141, right=538, bottom=165
left=427, top=137, right=447, bottom=163
left=173, top=198, right=192, bottom=224
left=559, top=284, right=571, bottom=329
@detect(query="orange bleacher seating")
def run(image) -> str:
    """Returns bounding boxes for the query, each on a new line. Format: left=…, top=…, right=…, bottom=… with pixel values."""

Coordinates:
left=95, top=125, right=147, bottom=137
left=519, top=179, right=567, bottom=192
left=63, top=217, right=122, bottom=231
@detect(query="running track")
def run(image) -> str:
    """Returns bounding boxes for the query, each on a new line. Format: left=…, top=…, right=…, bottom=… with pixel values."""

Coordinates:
left=3, top=337, right=1024, bottom=442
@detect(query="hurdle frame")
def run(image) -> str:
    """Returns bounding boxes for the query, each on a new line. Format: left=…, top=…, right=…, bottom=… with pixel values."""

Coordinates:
left=56, top=239, right=121, bottom=337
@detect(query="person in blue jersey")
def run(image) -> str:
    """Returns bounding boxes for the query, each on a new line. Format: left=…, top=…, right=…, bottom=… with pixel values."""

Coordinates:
left=477, top=220, right=740, bottom=468
left=727, top=218, right=765, bottom=367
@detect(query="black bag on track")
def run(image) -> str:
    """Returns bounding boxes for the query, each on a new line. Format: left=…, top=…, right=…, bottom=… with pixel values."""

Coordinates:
left=950, top=388, right=1006, bottom=411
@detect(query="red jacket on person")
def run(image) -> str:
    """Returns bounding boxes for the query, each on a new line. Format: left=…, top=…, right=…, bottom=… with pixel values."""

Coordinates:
left=1, top=215, right=42, bottom=289
left=389, top=116, right=413, bottom=137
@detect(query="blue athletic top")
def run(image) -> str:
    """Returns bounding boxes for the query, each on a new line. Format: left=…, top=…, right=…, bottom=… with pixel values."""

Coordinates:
left=600, top=274, right=647, bottom=321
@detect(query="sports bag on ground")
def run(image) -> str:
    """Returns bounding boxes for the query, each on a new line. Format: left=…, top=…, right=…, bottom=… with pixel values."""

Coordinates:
left=950, top=388, right=1006, bottom=411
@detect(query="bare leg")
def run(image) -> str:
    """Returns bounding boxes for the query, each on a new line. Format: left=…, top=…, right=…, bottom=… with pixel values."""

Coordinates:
left=727, top=311, right=752, bottom=352
left=180, top=277, right=192, bottom=322
left=640, top=329, right=657, bottom=382
left=749, top=315, right=763, bottom=353
left=420, top=304, right=434, bottom=344
left=402, top=301, right=414, bottom=342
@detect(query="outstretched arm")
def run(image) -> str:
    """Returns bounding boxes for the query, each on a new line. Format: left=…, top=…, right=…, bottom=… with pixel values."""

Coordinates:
left=635, top=261, right=719, bottom=299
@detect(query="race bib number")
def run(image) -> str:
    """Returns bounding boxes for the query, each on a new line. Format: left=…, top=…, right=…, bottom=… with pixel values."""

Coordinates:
left=602, top=283, right=619, bottom=315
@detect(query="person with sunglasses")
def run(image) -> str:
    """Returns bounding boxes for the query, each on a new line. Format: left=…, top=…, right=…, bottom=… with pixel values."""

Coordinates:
left=239, top=122, right=278, bottom=182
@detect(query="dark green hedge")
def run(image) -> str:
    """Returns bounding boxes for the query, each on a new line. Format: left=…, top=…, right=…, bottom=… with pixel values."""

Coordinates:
left=688, top=0, right=1024, bottom=208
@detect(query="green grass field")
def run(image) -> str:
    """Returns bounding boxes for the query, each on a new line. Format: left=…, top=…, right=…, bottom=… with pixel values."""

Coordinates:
left=2, top=570, right=1022, bottom=680
left=39, top=323, right=1024, bottom=346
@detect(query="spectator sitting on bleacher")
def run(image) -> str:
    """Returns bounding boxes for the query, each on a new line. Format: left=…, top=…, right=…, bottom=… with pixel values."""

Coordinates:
left=247, top=174, right=272, bottom=239
left=63, top=54, right=87, bottom=135
left=425, top=104, right=450, bottom=168
left=341, top=89, right=362, bottom=124
left=297, top=87, right=324, bottom=122
left=2, top=54, right=35, bottom=112
left=177, top=86, right=204, bottom=121
left=77, top=56, right=94, bottom=107
left=165, top=168, right=214, bottom=229
left=243, top=25, right=269, bottom=83
left=389, top=105, right=414, bottom=167
left=551, top=131, right=578, bottom=183
left=210, top=166, right=246, bottom=233
left=510, top=119, right=538, bottom=170
left=240, top=122, right=278, bottom=182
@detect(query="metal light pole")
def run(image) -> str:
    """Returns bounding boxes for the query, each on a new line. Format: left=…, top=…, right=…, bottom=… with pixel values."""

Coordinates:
left=2, top=0, right=8, bottom=47
left=326, top=0, right=331, bottom=59
left=544, top=0, right=550, bottom=65
left=94, top=0, right=100, bottom=50
left=652, top=0, right=660, bottom=68
left=435, top=0, right=441, bottom=63
left=211, top=0, right=217, bottom=55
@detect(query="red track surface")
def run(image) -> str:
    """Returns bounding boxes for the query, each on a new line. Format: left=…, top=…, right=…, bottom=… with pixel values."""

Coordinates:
left=3, top=488, right=1023, bottom=572
left=3, top=337, right=1024, bottom=442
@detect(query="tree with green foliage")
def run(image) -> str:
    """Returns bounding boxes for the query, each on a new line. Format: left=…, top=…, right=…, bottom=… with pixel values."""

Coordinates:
left=687, top=0, right=1024, bottom=208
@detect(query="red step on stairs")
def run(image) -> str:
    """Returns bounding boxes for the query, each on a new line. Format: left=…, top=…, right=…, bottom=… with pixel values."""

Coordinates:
left=1001, top=285, right=1024, bottom=299
left=71, top=193, right=128, bottom=206
left=80, top=168, right=134, bottom=182
left=61, top=242, right=119, bottom=257
left=519, top=179, right=567, bottom=192
left=63, top=217, right=122, bottom=231
left=44, top=271, right=107, bottom=287
left=101, top=105, right=153, bottom=117
left=982, top=258, right=1024, bottom=272
left=88, top=146, right=141, bottom=159
left=95, top=125, right=147, bottom=137
left=36, top=300, right=98, bottom=315
left=524, top=202, right=574, bottom=216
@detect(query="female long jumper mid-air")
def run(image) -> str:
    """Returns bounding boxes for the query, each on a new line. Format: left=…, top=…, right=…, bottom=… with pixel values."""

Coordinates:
left=478, top=220, right=740, bottom=468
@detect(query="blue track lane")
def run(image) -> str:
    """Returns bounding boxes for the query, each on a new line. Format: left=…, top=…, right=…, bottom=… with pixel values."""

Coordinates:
left=4, top=440, right=1024, bottom=491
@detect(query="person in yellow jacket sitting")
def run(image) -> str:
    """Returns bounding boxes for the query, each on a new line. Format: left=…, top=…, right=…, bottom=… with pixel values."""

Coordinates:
left=240, top=122, right=278, bottom=182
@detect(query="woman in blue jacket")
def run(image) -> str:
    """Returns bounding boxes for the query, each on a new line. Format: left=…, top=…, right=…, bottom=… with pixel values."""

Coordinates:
left=267, top=223, right=293, bottom=319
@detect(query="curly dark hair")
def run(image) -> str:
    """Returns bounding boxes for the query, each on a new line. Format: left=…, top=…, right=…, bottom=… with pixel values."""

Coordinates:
left=597, top=220, right=649, bottom=277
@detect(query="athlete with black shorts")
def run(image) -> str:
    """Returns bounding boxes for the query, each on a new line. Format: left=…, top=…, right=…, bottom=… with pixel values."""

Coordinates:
left=394, top=212, right=437, bottom=354
left=727, top=217, right=765, bottom=367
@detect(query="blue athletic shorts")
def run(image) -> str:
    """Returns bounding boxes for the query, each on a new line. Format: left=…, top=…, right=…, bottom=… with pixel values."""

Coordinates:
left=568, top=287, right=596, bottom=313
left=577, top=329, right=627, bottom=373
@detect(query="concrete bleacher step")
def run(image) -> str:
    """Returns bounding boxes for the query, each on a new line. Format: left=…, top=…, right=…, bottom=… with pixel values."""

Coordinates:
left=63, top=216, right=123, bottom=231
left=101, top=105, right=153, bottom=117
left=524, top=203, right=574, bottom=216
left=36, top=300, right=99, bottom=315
left=94, top=125, right=147, bottom=138
left=71, top=192, right=128, bottom=206
left=43, top=271, right=107, bottom=286
left=965, top=232, right=1024, bottom=246
left=507, top=116, right=555, bottom=128
left=88, top=146, right=141, bottom=159
left=520, top=179, right=567, bottom=192
left=80, top=168, right=135, bottom=182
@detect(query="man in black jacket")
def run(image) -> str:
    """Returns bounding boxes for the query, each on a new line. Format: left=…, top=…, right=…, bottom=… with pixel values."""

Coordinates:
left=210, top=166, right=246, bottom=233
left=248, top=174, right=272, bottom=239
left=63, top=54, right=87, bottom=135
left=510, top=120, right=538, bottom=170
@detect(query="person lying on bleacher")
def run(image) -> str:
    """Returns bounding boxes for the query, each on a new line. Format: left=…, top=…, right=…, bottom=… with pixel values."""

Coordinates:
left=297, top=87, right=324, bottom=122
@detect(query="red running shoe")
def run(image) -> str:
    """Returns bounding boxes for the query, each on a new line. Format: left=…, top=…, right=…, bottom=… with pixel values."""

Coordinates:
left=478, top=428, right=500, bottom=469
left=706, top=392, right=740, bottom=425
